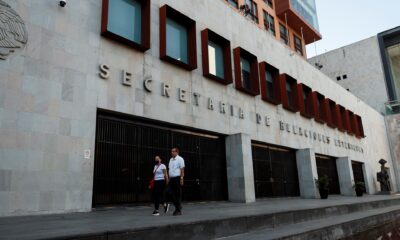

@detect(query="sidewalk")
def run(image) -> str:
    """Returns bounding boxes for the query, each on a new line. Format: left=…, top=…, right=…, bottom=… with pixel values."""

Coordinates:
left=0, top=195, right=399, bottom=240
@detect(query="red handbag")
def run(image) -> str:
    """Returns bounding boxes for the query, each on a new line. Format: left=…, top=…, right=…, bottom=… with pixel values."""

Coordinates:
left=148, top=178, right=155, bottom=189
left=148, top=165, right=161, bottom=189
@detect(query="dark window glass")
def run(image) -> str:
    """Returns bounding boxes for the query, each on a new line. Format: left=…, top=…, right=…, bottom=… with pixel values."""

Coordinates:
left=251, top=1, right=258, bottom=23
left=294, top=35, right=303, bottom=55
left=107, top=0, right=142, bottom=43
left=286, top=81, right=293, bottom=107
left=166, top=18, right=188, bottom=63
left=241, top=57, right=252, bottom=90
left=227, top=0, right=238, bottom=8
left=266, top=70, right=274, bottom=99
left=263, top=11, right=275, bottom=36
left=279, top=24, right=289, bottom=45
left=303, top=91, right=308, bottom=112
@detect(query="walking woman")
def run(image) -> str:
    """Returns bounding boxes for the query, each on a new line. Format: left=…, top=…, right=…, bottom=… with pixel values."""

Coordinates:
left=151, top=156, right=169, bottom=216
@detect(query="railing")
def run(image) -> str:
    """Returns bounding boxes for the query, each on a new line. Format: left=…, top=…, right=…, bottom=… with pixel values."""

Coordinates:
left=385, top=100, right=400, bottom=115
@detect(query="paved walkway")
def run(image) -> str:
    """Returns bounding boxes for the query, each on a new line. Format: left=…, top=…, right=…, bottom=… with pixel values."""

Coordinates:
left=0, top=195, right=399, bottom=240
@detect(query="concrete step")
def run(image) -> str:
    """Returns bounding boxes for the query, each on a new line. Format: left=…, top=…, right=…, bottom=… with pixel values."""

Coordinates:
left=217, top=204, right=400, bottom=240
left=1, top=196, right=400, bottom=240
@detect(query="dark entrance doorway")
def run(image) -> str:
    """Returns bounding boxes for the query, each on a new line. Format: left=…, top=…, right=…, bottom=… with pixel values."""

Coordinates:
left=316, top=155, right=340, bottom=194
left=92, top=112, right=228, bottom=207
left=352, top=161, right=366, bottom=193
left=252, top=143, right=300, bottom=198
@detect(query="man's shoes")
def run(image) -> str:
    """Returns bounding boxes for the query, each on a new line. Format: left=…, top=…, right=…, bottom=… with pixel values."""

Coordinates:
left=152, top=210, right=160, bottom=216
left=173, top=210, right=182, bottom=216
left=164, top=203, right=170, bottom=213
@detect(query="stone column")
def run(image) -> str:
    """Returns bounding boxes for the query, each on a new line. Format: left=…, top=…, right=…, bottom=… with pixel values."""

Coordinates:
left=336, top=157, right=355, bottom=196
left=296, top=149, right=319, bottom=198
left=225, top=133, right=255, bottom=203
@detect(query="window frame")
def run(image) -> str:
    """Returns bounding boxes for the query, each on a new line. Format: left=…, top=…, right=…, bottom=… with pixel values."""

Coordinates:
left=311, top=91, right=328, bottom=124
left=233, top=47, right=260, bottom=96
left=327, top=99, right=339, bottom=129
left=293, top=34, right=303, bottom=56
left=355, top=115, right=365, bottom=138
left=297, top=83, right=313, bottom=118
left=101, top=0, right=150, bottom=51
left=279, top=23, right=289, bottom=45
left=201, top=29, right=233, bottom=85
left=226, top=0, right=239, bottom=9
left=259, top=61, right=280, bottom=104
left=277, top=73, right=299, bottom=112
left=159, top=5, right=197, bottom=71
left=250, top=1, right=259, bottom=23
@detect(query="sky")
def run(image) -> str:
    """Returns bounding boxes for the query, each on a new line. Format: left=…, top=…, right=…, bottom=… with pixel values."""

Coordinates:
left=306, top=0, right=400, bottom=58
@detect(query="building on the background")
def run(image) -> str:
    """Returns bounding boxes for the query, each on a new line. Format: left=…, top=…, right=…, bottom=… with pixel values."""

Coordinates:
left=0, top=0, right=395, bottom=217
left=308, top=26, right=400, bottom=194
left=308, top=26, right=400, bottom=115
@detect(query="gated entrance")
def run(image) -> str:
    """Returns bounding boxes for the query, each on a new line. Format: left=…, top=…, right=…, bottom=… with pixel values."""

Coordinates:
left=316, top=155, right=341, bottom=194
left=92, top=113, right=227, bottom=207
left=352, top=161, right=366, bottom=193
left=252, top=143, right=300, bottom=198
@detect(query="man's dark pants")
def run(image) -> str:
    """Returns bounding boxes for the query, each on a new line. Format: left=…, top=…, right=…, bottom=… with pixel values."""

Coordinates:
left=167, top=176, right=182, bottom=212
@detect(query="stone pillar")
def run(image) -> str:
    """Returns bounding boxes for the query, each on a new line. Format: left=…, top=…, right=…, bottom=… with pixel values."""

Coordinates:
left=225, top=133, right=255, bottom=203
left=296, top=149, right=319, bottom=198
left=336, top=157, right=355, bottom=196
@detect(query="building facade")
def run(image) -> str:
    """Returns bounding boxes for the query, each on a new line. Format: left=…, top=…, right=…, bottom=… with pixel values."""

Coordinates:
left=309, top=26, right=400, bottom=196
left=0, top=0, right=394, bottom=217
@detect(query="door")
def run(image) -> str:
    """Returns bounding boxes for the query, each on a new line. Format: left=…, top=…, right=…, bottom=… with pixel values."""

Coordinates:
left=316, top=155, right=340, bottom=194
left=92, top=113, right=227, bottom=206
left=352, top=161, right=366, bottom=193
left=252, top=143, right=300, bottom=198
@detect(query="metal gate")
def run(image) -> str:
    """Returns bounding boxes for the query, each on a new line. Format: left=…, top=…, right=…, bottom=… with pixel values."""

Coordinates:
left=316, top=155, right=340, bottom=194
left=252, top=143, right=300, bottom=198
left=92, top=113, right=227, bottom=207
left=352, top=161, right=366, bottom=193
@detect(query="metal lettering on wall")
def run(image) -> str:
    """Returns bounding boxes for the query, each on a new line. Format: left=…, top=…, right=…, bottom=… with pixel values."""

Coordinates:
left=97, top=64, right=364, bottom=153
left=0, top=0, right=28, bottom=60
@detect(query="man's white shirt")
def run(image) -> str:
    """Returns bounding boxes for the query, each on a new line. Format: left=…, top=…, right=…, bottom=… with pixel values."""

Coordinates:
left=168, top=155, right=185, bottom=177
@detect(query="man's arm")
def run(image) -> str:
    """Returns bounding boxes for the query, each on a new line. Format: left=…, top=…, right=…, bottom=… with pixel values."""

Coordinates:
left=180, top=167, right=185, bottom=186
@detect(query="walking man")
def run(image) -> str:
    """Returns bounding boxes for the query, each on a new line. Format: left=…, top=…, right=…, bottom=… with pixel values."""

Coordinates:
left=167, top=147, right=185, bottom=216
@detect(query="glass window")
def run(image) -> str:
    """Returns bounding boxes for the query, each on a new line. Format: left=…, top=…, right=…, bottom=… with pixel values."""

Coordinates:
left=227, top=0, right=238, bottom=8
left=286, top=81, right=293, bottom=107
left=279, top=24, right=289, bottom=45
left=241, top=57, right=252, bottom=90
left=294, top=35, right=303, bottom=55
left=251, top=1, right=258, bottom=23
left=208, top=40, right=225, bottom=79
left=166, top=18, right=188, bottom=63
left=107, top=0, right=142, bottom=43
left=303, top=91, right=308, bottom=112
left=387, top=44, right=400, bottom=100
left=265, top=70, right=274, bottom=99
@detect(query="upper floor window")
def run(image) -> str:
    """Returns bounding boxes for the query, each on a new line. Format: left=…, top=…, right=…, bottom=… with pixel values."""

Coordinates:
left=233, top=47, right=260, bottom=96
left=279, top=23, right=289, bottom=46
left=201, top=29, right=233, bottom=85
left=294, top=35, right=303, bottom=55
left=226, top=0, right=238, bottom=8
left=278, top=74, right=299, bottom=112
left=160, top=5, right=197, bottom=70
left=249, top=1, right=259, bottom=23
left=241, top=58, right=252, bottom=90
left=263, top=11, right=276, bottom=36
left=166, top=18, right=188, bottom=63
left=260, top=62, right=279, bottom=104
left=264, top=0, right=273, bottom=8
left=101, top=0, right=150, bottom=51
left=299, top=83, right=312, bottom=118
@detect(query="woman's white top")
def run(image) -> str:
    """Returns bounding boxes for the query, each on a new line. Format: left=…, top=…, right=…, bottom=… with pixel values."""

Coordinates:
left=153, top=164, right=167, bottom=181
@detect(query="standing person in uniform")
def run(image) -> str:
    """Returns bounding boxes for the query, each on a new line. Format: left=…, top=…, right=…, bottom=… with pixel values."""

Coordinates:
left=167, top=147, right=185, bottom=216
left=151, top=156, right=169, bottom=216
